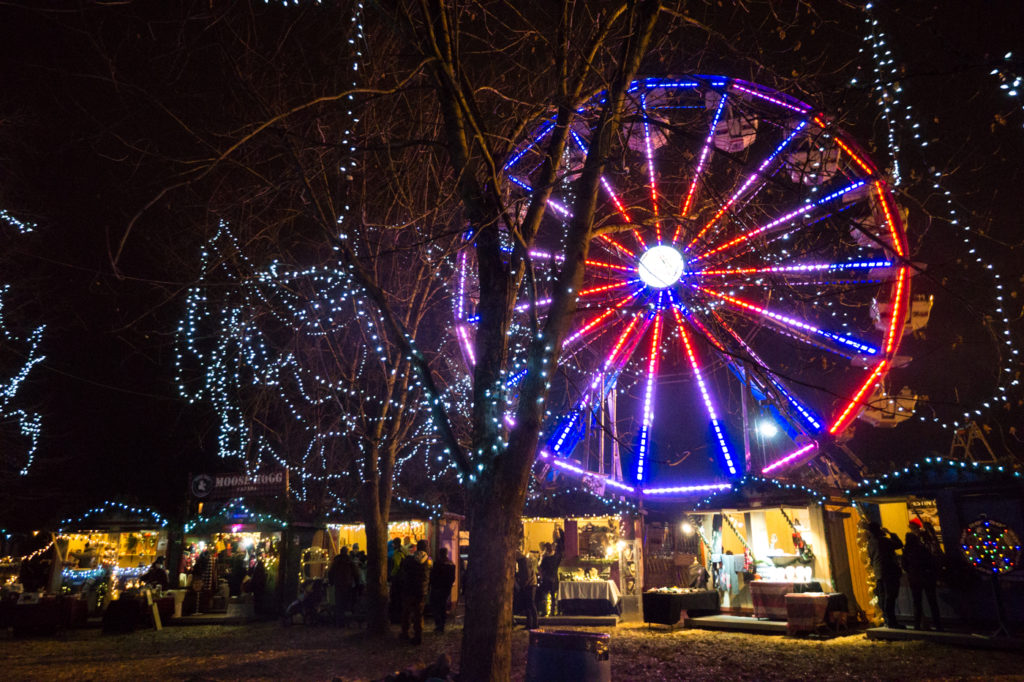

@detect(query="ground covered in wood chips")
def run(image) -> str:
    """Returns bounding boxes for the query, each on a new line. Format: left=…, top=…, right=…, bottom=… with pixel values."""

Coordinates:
left=2, top=621, right=1022, bottom=681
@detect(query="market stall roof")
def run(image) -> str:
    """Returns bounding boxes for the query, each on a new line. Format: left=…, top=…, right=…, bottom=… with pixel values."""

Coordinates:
left=58, top=500, right=169, bottom=533
left=523, top=486, right=641, bottom=520
left=686, top=476, right=828, bottom=512
left=846, top=455, right=1023, bottom=501
left=185, top=498, right=286, bottom=534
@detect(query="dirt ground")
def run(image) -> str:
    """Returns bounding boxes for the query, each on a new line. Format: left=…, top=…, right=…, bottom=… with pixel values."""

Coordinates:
left=1, top=621, right=1022, bottom=681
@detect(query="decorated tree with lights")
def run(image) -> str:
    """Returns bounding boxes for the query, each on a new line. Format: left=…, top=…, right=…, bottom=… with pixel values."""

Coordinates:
left=0, top=212, right=44, bottom=481
left=177, top=211, right=461, bottom=633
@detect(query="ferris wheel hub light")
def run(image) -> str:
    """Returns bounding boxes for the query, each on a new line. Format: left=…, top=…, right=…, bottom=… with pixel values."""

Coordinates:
left=638, top=245, right=685, bottom=288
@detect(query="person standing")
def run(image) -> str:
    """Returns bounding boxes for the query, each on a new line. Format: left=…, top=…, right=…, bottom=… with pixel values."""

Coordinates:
left=515, top=549, right=538, bottom=629
left=140, top=556, right=170, bottom=590
left=388, top=538, right=407, bottom=625
left=902, top=532, right=943, bottom=631
left=328, top=547, right=356, bottom=627
left=866, top=522, right=904, bottom=628
left=398, top=539, right=432, bottom=644
left=536, top=528, right=564, bottom=617
left=429, top=547, right=457, bottom=632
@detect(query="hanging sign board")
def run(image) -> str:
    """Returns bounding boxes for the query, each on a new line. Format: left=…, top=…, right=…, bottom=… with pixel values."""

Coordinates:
left=190, top=470, right=288, bottom=499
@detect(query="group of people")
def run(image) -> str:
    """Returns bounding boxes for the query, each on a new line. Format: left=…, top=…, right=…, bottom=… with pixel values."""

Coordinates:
left=514, top=528, right=564, bottom=630
left=381, top=538, right=456, bottom=643
left=326, top=545, right=367, bottom=626
left=866, top=518, right=944, bottom=631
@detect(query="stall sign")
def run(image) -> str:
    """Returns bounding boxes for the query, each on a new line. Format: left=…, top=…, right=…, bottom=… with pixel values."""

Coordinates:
left=191, top=470, right=288, bottom=498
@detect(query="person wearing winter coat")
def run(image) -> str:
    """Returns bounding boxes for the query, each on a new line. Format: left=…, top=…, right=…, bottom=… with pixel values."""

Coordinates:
left=428, top=547, right=457, bottom=632
left=388, top=538, right=407, bottom=625
left=902, top=532, right=943, bottom=631
left=515, top=549, right=539, bottom=629
left=398, top=539, right=432, bottom=644
left=328, top=547, right=357, bottom=626
left=536, top=528, right=565, bottom=616
left=866, top=522, right=903, bottom=628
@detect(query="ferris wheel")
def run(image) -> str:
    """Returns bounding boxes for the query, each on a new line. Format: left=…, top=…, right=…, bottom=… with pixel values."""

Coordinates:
left=454, top=75, right=911, bottom=497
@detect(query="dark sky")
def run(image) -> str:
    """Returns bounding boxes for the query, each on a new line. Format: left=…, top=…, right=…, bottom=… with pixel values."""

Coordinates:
left=1, top=1, right=1022, bottom=529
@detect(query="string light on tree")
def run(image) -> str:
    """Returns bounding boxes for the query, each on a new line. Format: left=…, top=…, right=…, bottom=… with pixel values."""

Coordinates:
left=1, top=215, right=45, bottom=476
left=859, top=5, right=1021, bottom=431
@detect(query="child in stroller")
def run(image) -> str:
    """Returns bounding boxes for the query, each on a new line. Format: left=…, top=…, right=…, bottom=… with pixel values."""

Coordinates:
left=282, top=578, right=329, bottom=625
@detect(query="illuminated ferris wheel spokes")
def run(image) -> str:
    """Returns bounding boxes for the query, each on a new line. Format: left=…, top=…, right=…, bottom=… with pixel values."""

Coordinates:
left=476, top=75, right=911, bottom=493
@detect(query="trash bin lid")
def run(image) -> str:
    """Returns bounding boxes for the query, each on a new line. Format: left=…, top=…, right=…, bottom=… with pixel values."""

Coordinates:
left=528, top=629, right=610, bottom=655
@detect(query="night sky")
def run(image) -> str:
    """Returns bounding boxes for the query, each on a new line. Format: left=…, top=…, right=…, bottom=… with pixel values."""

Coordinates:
left=1, top=1, right=1022, bottom=530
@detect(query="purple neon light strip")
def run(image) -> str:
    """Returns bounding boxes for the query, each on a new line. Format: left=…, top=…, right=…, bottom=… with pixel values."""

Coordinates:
left=641, top=94, right=661, bottom=241
left=697, top=286, right=878, bottom=355
left=694, top=181, right=866, bottom=262
left=680, top=92, right=728, bottom=221
left=643, top=483, right=731, bottom=495
left=687, top=120, right=808, bottom=248
left=537, top=450, right=637, bottom=494
left=762, top=443, right=817, bottom=474
left=458, top=324, right=476, bottom=366
left=732, top=82, right=812, bottom=114
left=634, top=313, right=663, bottom=482
left=695, top=259, right=891, bottom=277
left=514, top=298, right=552, bottom=313
left=675, top=310, right=737, bottom=476
left=570, top=130, right=634, bottom=225
left=509, top=176, right=572, bottom=217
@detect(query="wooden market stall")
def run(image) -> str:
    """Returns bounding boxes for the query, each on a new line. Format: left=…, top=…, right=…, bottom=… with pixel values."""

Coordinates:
left=847, top=455, right=1024, bottom=630
left=321, top=496, right=463, bottom=610
left=642, top=477, right=854, bottom=633
left=182, top=498, right=285, bottom=618
left=521, top=488, right=643, bottom=618
left=57, top=502, right=171, bottom=619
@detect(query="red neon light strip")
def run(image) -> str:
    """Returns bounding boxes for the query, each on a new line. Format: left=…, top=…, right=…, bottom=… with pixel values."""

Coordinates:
left=684, top=310, right=727, bottom=352
left=884, top=267, right=908, bottom=355
left=565, top=290, right=640, bottom=345
left=600, top=176, right=633, bottom=224
left=597, top=233, right=635, bottom=258
left=834, top=137, right=874, bottom=176
left=580, top=279, right=637, bottom=297
left=873, top=180, right=906, bottom=258
left=693, top=203, right=814, bottom=261
left=681, top=93, right=728, bottom=220
left=686, top=119, right=808, bottom=248
left=585, top=259, right=633, bottom=272
left=602, top=313, right=644, bottom=372
left=829, top=360, right=888, bottom=435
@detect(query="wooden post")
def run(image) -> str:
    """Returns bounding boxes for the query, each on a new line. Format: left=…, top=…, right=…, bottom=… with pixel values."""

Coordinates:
left=145, top=588, right=162, bottom=631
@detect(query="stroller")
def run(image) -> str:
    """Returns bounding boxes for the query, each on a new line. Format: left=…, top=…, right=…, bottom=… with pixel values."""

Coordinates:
left=282, top=578, right=329, bottom=626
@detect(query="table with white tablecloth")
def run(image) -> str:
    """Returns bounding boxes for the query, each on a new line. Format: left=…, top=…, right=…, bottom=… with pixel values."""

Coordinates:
left=558, top=580, right=621, bottom=615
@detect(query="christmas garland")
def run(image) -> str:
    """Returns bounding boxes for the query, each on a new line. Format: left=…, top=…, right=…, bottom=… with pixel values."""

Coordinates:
left=779, top=507, right=815, bottom=563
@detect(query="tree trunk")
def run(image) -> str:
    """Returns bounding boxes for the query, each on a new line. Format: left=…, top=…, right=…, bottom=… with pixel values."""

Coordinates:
left=360, top=479, right=391, bottom=636
left=458, top=477, right=528, bottom=681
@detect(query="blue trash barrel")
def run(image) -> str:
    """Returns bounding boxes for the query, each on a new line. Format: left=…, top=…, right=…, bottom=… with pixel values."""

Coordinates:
left=525, top=629, right=611, bottom=682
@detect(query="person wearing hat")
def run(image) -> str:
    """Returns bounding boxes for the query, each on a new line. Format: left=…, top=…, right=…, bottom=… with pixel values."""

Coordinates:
left=141, top=556, right=169, bottom=590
